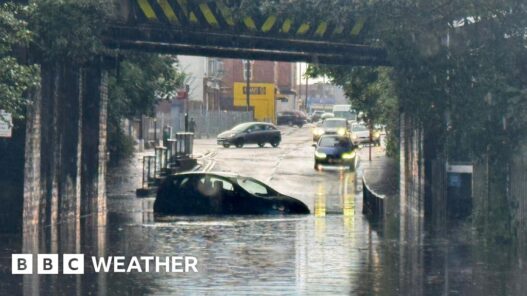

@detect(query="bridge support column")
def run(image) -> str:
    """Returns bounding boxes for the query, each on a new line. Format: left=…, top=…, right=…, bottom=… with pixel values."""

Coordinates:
left=23, top=60, right=108, bottom=228
left=81, top=64, right=108, bottom=216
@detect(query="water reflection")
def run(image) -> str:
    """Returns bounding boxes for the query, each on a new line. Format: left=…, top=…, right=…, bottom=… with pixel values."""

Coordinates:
left=1, top=169, right=525, bottom=295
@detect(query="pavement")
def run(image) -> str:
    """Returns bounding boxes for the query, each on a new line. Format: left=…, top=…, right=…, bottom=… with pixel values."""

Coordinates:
left=357, top=141, right=399, bottom=199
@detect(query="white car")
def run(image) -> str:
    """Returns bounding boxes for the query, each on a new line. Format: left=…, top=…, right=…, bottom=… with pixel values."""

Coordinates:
left=351, top=124, right=381, bottom=146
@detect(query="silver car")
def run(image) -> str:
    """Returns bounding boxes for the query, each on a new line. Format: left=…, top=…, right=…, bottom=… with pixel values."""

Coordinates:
left=350, top=124, right=381, bottom=146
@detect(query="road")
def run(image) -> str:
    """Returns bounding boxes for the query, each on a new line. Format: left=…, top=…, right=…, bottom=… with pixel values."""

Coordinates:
left=194, top=125, right=373, bottom=214
left=4, top=125, right=521, bottom=295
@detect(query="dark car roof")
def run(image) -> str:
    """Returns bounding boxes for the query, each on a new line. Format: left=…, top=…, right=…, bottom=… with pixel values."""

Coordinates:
left=248, top=122, right=276, bottom=126
left=232, top=122, right=277, bottom=128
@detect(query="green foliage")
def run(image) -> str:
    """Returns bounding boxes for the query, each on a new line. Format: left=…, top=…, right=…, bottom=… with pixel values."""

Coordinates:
left=108, top=54, right=185, bottom=120
left=107, top=53, right=186, bottom=163
left=305, top=0, right=527, bottom=240
left=0, top=3, right=39, bottom=119
left=369, top=0, right=527, bottom=240
left=107, top=122, right=136, bottom=166
left=307, top=65, right=399, bottom=157
left=30, top=0, right=112, bottom=63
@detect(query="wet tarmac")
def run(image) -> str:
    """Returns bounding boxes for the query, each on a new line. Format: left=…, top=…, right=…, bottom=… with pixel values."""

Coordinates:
left=1, top=126, right=525, bottom=295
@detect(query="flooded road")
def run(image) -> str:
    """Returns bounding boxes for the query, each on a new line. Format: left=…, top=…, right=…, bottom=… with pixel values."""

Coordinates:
left=1, top=126, right=526, bottom=295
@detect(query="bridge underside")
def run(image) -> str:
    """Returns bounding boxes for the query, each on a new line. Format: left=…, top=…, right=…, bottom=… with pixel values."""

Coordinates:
left=105, top=25, right=388, bottom=65
left=107, top=0, right=388, bottom=65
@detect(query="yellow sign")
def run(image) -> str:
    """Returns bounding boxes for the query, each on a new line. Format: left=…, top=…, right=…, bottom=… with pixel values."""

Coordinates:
left=233, top=83, right=276, bottom=122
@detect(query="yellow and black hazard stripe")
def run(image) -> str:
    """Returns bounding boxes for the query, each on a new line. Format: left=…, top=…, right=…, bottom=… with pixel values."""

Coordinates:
left=133, top=0, right=366, bottom=40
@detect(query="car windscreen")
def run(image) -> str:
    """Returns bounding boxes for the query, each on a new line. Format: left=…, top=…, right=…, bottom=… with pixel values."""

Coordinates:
left=323, top=120, right=346, bottom=128
left=334, top=111, right=357, bottom=120
left=319, top=137, right=352, bottom=148
left=352, top=125, right=368, bottom=132
left=236, top=177, right=273, bottom=197
left=231, top=123, right=253, bottom=132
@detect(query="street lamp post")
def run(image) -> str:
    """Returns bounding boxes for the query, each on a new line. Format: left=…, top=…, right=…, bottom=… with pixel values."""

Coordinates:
left=184, top=84, right=189, bottom=132
left=245, top=60, right=251, bottom=112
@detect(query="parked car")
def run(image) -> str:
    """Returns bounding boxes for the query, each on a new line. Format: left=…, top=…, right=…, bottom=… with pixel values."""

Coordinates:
left=154, top=172, right=310, bottom=215
left=217, top=122, right=281, bottom=148
left=312, top=118, right=350, bottom=142
left=350, top=124, right=381, bottom=146
left=309, top=110, right=325, bottom=123
left=320, top=112, right=335, bottom=121
left=277, top=111, right=307, bottom=127
left=314, top=135, right=357, bottom=170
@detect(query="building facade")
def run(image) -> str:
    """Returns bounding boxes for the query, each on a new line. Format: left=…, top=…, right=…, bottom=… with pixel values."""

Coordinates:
left=220, top=59, right=297, bottom=111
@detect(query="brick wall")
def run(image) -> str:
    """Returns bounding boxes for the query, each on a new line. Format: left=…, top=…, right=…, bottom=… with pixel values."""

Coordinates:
left=20, top=61, right=108, bottom=229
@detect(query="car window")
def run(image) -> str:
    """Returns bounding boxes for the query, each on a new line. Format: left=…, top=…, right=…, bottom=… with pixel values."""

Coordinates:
left=210, top=176, right=234, bottom=191
left=236, top=177, right=269, bottom=196
left=319, top=137, right=353, bottom=148
left=352, top=125, right=368, bottom=132
left=231, top=123, right=252, bottom=132
left=197, top=175, right=235, bottom=196
left=265, top=125, right=277, bottom=130
left=172, top=176, right=191, bottom=189
left=253, top=125, right=264, bottom=131
left=323, top=120, right=347, bottom=128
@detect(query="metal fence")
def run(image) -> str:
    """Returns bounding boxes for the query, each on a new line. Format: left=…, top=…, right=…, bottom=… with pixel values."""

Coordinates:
left=174, top=110, right=253, bottom=138
left=362, top=177, right=385, bottom=218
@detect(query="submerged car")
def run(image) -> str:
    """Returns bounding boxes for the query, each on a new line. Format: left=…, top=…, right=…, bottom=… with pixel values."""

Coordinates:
left=314, top=135, right=357, bottom=170
left=312, top=118, right=350, bottom=142
left=350, top=124, right=381, bottom=146
left=154, top=172, right=310, bottom=215
left=217, top=122, right=281, bottom=148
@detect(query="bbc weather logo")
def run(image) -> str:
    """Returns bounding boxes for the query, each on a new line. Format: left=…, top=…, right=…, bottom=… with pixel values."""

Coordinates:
left=12, top=254, right=84, bottom=274
left=12, top=254, right=198, bottom=274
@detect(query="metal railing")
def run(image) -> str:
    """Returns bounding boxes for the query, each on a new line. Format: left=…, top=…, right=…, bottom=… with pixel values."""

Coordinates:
left=362, top=176, right=385, bottom=218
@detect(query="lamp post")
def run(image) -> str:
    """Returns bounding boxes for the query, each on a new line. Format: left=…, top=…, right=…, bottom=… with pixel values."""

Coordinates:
left=184, top=84, right=189, bottom=132
left=153, top=118, right=157, bottom=146
left=244, top=60, right=251, bottom=113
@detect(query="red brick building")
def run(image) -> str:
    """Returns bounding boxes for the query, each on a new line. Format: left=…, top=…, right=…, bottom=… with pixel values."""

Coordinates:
left=220, top=59, right=297, bottom=110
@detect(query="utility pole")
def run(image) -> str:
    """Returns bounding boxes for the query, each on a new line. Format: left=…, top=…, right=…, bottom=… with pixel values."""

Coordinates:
left=184, top=84, right=189, bottom=132
left=305, top=65, right=309, bottom=112
left=245, top=60, right=251, bottom=113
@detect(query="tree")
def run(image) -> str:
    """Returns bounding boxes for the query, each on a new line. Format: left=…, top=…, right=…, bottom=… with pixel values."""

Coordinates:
left=307, top=65, right=399, bottom=158
left=107, top=53, right=186, bottom=164
left=0, top=3, right=39, bottom=120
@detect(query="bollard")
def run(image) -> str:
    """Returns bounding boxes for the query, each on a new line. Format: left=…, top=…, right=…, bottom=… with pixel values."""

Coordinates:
left=155, top=146, right=168, bottom=176
left=175, top=132, right=194, bottom=158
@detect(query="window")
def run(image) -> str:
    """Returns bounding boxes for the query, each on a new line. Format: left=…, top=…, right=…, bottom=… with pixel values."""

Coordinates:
left=248, top=125, right=263, bottom=132
left=232, top=123, right=253, bottom=132
left=173, top=177, right=191, bottom=189
left=352, top=125, right=368, bottom=132
left=236, top=177, right=270, bottom=196
left=197, top=175, right=234, bottom=196
left=319, top=136, right=352, bottom=148
left=210, top=177, right=234, bottom=191
left=323, top=120, right=347, bottom=128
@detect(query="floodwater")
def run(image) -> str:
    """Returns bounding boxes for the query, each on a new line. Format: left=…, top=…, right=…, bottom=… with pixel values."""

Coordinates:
left=0, top=145, right=526, bottom=295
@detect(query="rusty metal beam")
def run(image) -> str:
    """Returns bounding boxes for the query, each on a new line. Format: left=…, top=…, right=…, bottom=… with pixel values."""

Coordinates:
left=105, top=25, right=389, bottom=65
left=104, top=38, right=390, bottom=66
